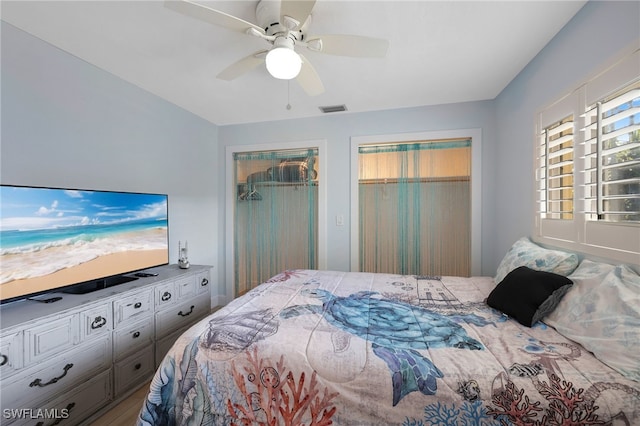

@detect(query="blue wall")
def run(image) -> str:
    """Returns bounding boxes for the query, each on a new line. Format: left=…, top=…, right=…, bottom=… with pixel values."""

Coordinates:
left=218, top=100, right=496, bottom=277
left=1, top=22, right=220, bottom=279
left=493, top=0, right=639, bottom=263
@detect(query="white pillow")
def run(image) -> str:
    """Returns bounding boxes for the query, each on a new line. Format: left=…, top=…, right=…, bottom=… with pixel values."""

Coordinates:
left=567, top=258, right=616, bottom=281
left=545, top=259, right=614, bottom=324
left=545, top=264, right=640, bottom=382
left=494, top=237, right=579, bottom=284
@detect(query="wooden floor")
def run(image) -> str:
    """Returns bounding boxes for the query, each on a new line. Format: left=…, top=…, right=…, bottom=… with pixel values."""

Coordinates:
left=90, top=381, right=150, bottom=425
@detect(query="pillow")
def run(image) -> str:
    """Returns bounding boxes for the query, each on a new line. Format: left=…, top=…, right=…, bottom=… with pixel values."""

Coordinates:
left=544, top=265, right=640, bottom=382
left=495, top=237, right=579, bottom=284
left=567, top=258, right=616, bottom=281
left=545, top=259, right=615, bottom=325
left=544, top=259, right=615, bottom=327
left=487, top=266, right=573, bottom=327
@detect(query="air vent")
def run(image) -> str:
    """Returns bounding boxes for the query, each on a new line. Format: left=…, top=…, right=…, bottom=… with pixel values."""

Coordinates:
left=319, top=104, right=347, bottom=113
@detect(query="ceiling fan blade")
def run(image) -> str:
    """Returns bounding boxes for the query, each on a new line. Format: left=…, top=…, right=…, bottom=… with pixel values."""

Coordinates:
left=281, top=0, right=316, bottom=29
left=217, top=50, right=268, bottom=81
left=164, top=0, right=264, bottom=35
left=307, top=34, right=389, bottom=57
left=297, top=54, right=324, bottom=96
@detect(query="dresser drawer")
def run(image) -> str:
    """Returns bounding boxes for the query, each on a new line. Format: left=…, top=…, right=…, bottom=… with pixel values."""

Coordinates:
left=114, top=346, right=154, bottom=395
left=154, top=280, right=176, bottom=308
left=80, top=304, right=112, bottom=341
left=24, top=314, right=78, bottom=366
left=1, top=336, right=111, bottom=410
left=113, top=289, right=153, bottom=327
left=195, top=270, right=211, bottom=294
left=175, top=275, right=197, bottom=299
left=0, top=330, right=23, bottom=378
left=7, top=370, right=112, bottom=426
left=155, top=296, right=209, bottom=339
left=113, top=319, right=154, bottom=361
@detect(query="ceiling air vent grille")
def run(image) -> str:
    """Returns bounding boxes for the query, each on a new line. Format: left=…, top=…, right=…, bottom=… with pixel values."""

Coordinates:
left=319, top=104, right=347, bottom=113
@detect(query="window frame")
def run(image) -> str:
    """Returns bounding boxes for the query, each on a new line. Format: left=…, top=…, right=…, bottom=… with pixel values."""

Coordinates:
left=534, top=47, right=640, bottom=266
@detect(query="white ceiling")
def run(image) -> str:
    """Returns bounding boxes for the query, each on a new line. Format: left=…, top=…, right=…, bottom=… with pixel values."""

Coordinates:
left=1, top=0, right=586, bottom=126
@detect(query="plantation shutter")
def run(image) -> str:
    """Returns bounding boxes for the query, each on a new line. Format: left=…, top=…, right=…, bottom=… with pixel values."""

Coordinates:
left=582, top=82, right=640, bottom=222
left=538, top=115, right=575, bottom=220
left=534, top=49, right=639, bottom=262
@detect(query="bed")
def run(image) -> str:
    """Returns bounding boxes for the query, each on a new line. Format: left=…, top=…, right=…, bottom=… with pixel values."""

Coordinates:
left=137, top=240, right=640, bottom=425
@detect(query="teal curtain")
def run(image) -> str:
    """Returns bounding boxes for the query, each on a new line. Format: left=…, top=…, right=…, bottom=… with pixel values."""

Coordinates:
left=359, top=139, right=471, bottom=276
left=234, top=149, right=318, bottom=295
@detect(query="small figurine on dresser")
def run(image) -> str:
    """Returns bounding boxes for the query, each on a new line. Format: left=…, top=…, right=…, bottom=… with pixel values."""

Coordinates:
left=178, top=240, right=190, bottom=269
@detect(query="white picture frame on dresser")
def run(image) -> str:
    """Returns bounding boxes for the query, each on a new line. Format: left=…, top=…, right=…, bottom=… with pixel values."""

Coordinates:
left=0, top=264, right=212, bottom=426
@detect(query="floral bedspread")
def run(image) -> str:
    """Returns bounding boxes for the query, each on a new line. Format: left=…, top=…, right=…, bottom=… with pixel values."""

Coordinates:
left=137, top=270, right=640, bottom=425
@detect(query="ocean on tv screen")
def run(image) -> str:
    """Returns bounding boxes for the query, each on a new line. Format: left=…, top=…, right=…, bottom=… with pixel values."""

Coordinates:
left=0, top=185, right=168, bottom=300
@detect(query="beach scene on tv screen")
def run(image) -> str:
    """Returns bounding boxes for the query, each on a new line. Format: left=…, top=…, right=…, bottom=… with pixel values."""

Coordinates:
left=0, top=186, right=168, bottom=300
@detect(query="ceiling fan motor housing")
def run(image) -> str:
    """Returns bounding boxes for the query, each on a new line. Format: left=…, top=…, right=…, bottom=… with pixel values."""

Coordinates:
left=272, top=34, right=296, bottom=50
left=256, top=0, right=282, bottom=31
left=256, top=0, right=306, bottom=41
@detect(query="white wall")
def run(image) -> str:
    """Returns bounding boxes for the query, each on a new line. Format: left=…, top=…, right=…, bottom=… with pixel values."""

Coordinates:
left=492, top=0, right=640, bottom=265
left=1, top=22, right=220, bottom=298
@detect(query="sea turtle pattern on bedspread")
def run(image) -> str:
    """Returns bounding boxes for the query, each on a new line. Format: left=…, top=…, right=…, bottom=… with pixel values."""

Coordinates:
left=137, top=269, right=640, bottom=426
left=280, top=288, right=492, bottom=406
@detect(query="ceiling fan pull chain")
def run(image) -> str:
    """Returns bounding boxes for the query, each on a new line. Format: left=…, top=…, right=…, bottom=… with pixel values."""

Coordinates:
left=286, top=80, right=292, bottom=110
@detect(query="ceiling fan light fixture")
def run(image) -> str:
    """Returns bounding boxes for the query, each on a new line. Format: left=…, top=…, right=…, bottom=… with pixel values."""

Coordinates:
left=266, top=46, right=302, bottom=80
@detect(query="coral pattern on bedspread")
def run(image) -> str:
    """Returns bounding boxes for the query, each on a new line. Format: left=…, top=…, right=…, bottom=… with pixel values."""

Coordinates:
left=137, top=270, right=640, bottom=425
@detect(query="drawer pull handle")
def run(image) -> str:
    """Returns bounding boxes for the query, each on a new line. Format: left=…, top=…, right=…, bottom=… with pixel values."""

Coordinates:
left=91, top=316, right=107, bottom=329
left=201, top=278, right=209, bottom=287
left=135, top=363, right=142, bottom=370
left=161, top=291, right=172, bottom=301
left=133, top=331, right=141, bottom=338
left=178, top=305, right=195, bottom=317
left=134, top=302, right=142, bottom=309
left=29, top=363, right=73, bottom=388
left=0, top=354, right=7, bottom=367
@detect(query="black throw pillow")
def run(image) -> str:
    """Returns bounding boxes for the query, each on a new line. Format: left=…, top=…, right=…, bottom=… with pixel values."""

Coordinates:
left=486, top=266, right=573, bottom=327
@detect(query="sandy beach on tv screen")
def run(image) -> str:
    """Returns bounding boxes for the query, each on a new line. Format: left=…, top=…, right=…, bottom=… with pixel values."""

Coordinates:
left=0, top=249, right=167, bottom=301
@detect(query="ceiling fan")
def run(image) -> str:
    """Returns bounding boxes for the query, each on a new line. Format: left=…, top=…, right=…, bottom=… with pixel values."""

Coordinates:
left=164, top=0, right=389, bottom=96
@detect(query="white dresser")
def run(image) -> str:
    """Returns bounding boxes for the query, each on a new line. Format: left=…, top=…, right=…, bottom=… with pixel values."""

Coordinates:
left=0, top=264, right=212, bottom=426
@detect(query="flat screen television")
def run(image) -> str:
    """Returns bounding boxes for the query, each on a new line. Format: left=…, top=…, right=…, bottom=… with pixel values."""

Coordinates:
left=0, top=185, right=169, bottom=304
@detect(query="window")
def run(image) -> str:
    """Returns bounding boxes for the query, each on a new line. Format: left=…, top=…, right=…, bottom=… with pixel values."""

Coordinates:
left=582, top=81, right=640, bottom=222
left=539, top=114, right=575, bottom=220
left=535, top=48, right=640, bottom=264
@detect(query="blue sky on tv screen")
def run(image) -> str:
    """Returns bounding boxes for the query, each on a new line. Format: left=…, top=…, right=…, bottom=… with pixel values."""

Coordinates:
left=1, top=186, right=169, bottom=286
left=0, top=187, right=168, bottom=253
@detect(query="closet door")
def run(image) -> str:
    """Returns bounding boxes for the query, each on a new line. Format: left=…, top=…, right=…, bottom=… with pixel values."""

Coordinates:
left=358, top=139, right=471, bottom=277
left=233, top=148, right=319, bottom=295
